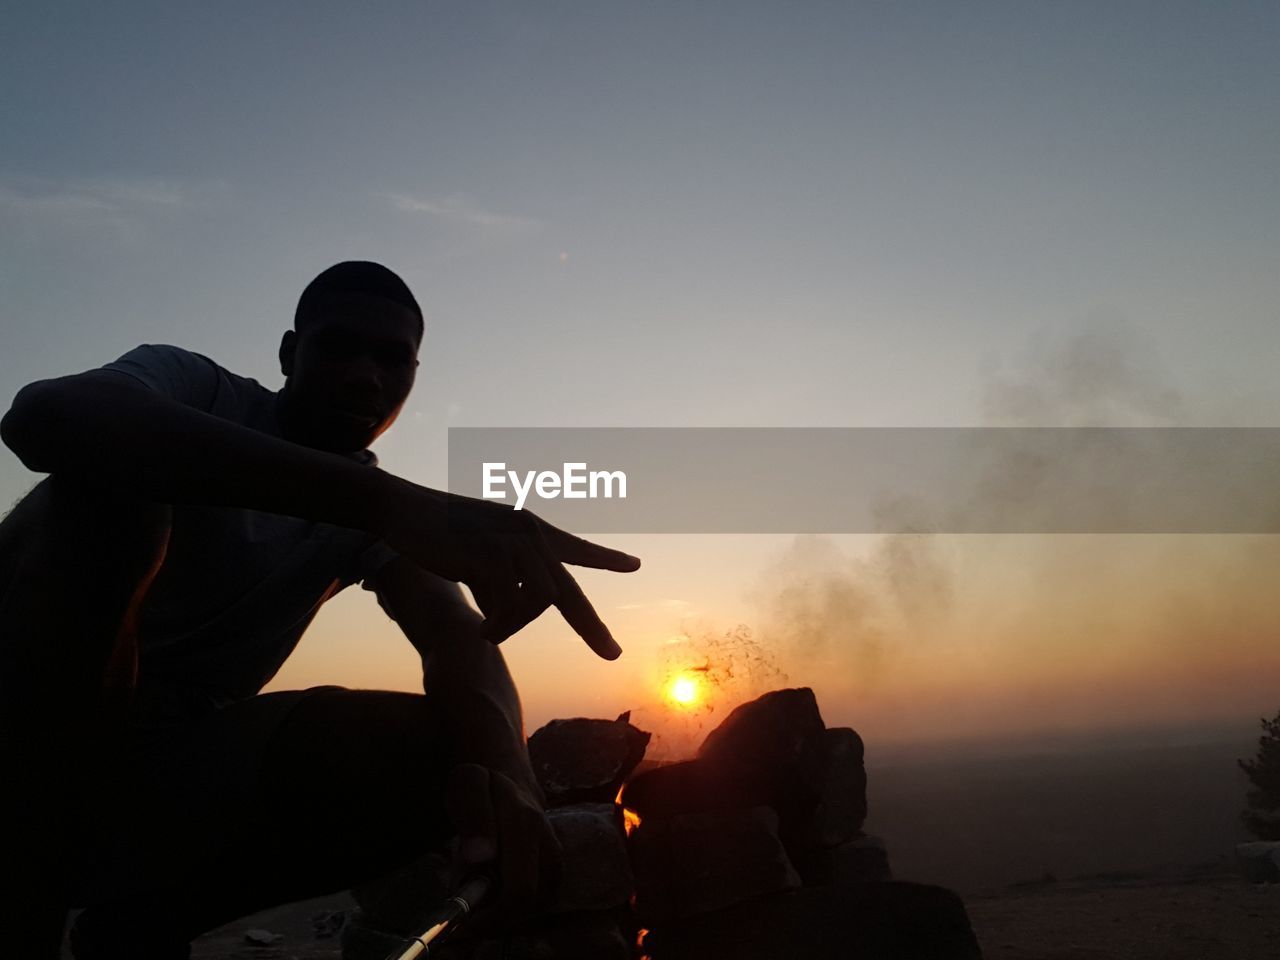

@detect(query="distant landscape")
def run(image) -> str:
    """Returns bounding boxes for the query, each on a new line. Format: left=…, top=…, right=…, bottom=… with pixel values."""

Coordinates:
left=863, top=720, right=1261, bottom=894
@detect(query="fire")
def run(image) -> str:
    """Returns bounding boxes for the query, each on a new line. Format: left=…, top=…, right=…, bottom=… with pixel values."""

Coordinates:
left=667, top=673, right=701, bottom=707
left=615, top=784, right=642, bottom=836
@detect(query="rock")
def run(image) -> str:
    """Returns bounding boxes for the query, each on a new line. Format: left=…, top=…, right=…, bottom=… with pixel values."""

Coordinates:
left=812, top=727, right=868, bottom=844
left=528, top=717, right=651, bottom=806
left=556, top=927, right=632, bottom=960
left=546, top=803, right=634, bottom=912
left=630, top=805, right=801, bottom=922
left=833, top=833, right=892, bottom=884
left=642, top=883, right=982, bottom=960
left=510, top=921, right=633, bottom=960
left=242, top=927, right=284, bottom=945
left=350, top=851, right=452, bottom=934
left=449, top=912, right=636, bottom=960
left=1235, top=841, right=1280, bottom=883
left=311, top=909, right=346, bottom=938
left=696, top=688, right=829, bottom=838
left=341, top=911, right=415, bottom=960
left=789, top=833, right=892, bottom=886
left=534, top=922, right=632, bottom=960
left=697, top=687, right=827, bottom=777
left=620, top=693, right=838, bottom=824
left=618, top=759, right=729, bottom=820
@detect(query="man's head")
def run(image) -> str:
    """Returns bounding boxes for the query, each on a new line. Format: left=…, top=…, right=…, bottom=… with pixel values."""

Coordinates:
left=278, top=261, right=423, bottom=453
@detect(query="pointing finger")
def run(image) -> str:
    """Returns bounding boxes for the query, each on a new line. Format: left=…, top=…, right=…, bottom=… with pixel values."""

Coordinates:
left=540, top=524, right=641, bottom=573
left=551, top=562, right=622, bottom=660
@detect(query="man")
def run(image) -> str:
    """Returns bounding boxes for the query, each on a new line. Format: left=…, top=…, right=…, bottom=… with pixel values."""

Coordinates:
left=0, top=261, right=640, bottom=959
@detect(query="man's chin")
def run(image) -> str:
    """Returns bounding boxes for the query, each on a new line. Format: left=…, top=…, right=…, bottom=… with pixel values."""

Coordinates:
left=318, top=412, right=385, bottom=451
left=308, top=424, right=379, bottom=454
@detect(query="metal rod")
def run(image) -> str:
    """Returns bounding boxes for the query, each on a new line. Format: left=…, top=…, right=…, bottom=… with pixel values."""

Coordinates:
left=385, top=876, right=490, bottom=960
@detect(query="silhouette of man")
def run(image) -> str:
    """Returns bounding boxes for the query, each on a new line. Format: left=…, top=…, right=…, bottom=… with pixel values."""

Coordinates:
left=0, top=261, right=640, bottom=959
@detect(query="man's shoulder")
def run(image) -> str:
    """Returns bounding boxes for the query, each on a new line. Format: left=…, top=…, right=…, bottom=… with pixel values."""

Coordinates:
left=106, top=343, right=277, bottom=417
left=115, top=343, right=269, bottom=387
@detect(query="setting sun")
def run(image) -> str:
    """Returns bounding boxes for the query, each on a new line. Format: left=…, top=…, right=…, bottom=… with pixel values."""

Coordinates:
left=668, top=674, right=700, bottom=706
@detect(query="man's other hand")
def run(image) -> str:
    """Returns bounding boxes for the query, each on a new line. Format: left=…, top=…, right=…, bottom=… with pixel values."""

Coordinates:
left=384, top=490, right=640, bottom=659
left=445, top=762, right=562, bottom=919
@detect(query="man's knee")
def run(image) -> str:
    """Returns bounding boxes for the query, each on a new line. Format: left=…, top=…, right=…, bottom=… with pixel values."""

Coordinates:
left=278, top=688, right=449, bottom=769
left=263, top=689, right=453, bottom=822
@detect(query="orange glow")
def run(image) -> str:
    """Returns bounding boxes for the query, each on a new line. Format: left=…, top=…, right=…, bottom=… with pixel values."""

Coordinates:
left=616, top=785, right=642, bottom=836
left=623, top=806, right=642, bottom=836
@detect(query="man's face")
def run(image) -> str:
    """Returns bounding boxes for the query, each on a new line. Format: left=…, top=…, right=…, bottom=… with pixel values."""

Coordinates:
left=278, top=292, right=421, bottom=453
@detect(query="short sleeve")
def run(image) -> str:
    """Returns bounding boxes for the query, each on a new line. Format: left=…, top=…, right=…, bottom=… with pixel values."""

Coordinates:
left=102, top=344, right=223, bottom=412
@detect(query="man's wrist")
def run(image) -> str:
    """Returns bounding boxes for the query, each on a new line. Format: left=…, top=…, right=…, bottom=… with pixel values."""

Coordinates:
left=356, top=471, right=439, bottom=539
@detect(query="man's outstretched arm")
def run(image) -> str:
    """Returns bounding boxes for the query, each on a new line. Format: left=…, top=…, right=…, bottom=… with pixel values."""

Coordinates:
left=1, top=369, right=638, bottom=653
left=371, top=556, right=561, bottom=913
left=3, top=369, right=398, bottom=528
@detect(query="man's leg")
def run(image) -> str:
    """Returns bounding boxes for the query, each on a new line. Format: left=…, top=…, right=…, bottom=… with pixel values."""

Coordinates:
left=70, top=687, right=457, bottom=953
left=0, top=477, right=171, bottom=958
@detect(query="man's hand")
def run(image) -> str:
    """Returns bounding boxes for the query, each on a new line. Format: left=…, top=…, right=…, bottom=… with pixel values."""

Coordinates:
left=382, top=488, right=640, bottom=659
left=446, top=762, right=562, bottom=919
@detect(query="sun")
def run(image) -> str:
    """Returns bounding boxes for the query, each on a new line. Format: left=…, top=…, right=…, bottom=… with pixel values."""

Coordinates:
left=668, top=673, right=701, bottom=706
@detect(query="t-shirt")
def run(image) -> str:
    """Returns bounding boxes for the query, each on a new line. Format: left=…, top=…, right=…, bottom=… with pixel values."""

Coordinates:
left=102, top=344, right=398, bottom=721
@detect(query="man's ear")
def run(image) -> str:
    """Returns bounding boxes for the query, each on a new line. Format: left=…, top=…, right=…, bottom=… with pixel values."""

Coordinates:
left=279, top=330, right=297, bottom=377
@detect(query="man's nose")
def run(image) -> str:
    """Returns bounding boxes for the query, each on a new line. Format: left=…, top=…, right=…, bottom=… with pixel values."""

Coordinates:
left=343, top=356, right=383, bottom=394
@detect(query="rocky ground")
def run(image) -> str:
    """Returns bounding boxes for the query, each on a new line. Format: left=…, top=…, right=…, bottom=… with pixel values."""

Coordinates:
left=965, top=866, right=1280, bottom=960
left=59, top=864, right=1277, bottom=960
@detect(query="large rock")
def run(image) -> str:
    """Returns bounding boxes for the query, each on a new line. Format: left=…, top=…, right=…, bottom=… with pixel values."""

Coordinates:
left=545, top=803, right=634, bottom=913
left=832, top=833, right=892, bottom=884
left=620, top=689, right=832, bottom=824
left=782, top=726, right=871, bottom=874
left=618, top=759, right=728, bottom=821
left=793, top=833, right=892, bottom=886
left=630, top=806, right=801, bottom=923
left=697, top=687, right=827, bottom=781
left=698, top=687, right=830, bottom=843
left=528, top=716, right=651, bottom=807
left=812, top=727, right=868, bottom=844
left=642, top=883, right=982, bottom=960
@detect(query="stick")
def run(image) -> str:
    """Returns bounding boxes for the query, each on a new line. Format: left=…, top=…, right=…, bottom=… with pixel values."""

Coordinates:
left=385, top=876, right=490, bottom=960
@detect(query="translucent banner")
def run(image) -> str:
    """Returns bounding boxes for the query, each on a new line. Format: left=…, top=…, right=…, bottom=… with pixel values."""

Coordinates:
left=447, top=428, right=1280, bottom=533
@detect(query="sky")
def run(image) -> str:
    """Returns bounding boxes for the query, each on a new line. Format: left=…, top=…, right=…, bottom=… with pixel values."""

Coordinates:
left=2, top=1, right=1279, bottom=753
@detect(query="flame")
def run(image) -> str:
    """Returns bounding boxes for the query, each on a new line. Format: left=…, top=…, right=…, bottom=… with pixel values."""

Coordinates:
left=616, top=785, right=642, bottom=836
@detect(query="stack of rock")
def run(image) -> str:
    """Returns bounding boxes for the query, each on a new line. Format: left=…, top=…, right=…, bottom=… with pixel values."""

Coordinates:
left=621, top=688, right=976, bottom=959
left=622, top=687, right=886, bottom=913
left=344, top=690, right=980, bottom=960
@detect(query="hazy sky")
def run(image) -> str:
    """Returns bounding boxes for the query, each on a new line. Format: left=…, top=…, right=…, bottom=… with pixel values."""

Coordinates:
left=3, top=2, right=1278, bottom=750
